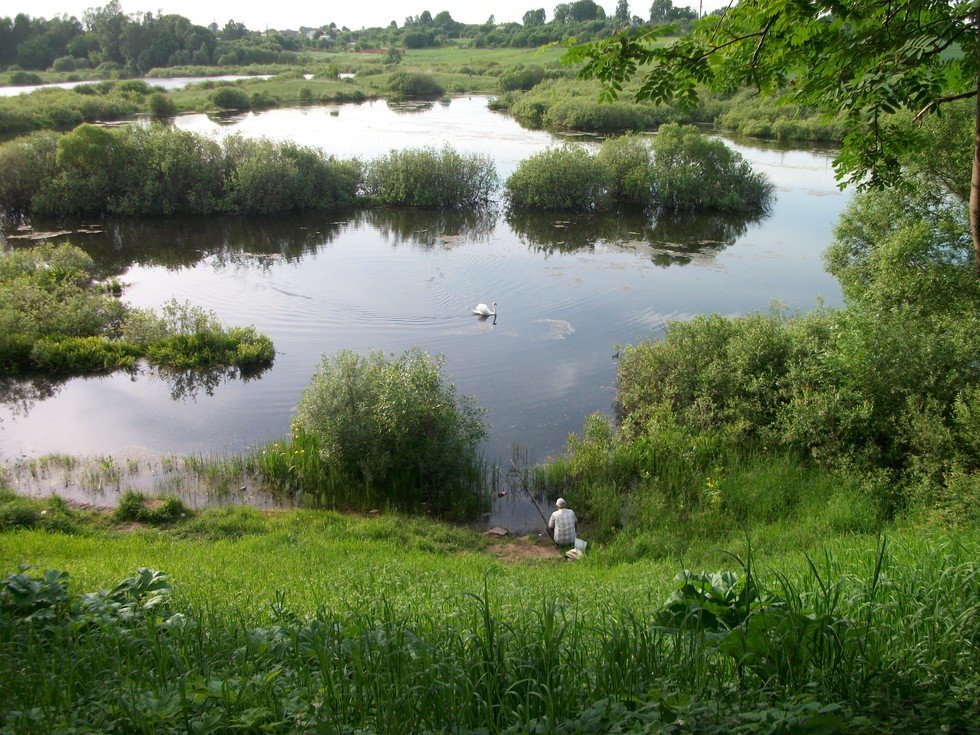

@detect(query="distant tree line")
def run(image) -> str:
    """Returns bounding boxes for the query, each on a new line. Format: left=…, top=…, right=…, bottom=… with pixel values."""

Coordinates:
left=0, top=1, right=303, bottom=74
left=0, top=1, right=700, bottom=73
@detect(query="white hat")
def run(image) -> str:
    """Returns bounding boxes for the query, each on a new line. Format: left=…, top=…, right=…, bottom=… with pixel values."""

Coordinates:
left=556, top=498, right=567, bottom=508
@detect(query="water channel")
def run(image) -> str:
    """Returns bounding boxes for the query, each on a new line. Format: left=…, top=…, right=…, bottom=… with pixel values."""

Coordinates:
left=0, top=96, right=849, bottom=529
left=0, top=74, right=274, bottom=97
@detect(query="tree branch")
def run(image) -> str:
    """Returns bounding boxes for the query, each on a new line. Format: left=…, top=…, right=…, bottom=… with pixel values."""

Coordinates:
left=913, top=89, right=978, bottom=122
left=749, top=15, right=778, bottom=69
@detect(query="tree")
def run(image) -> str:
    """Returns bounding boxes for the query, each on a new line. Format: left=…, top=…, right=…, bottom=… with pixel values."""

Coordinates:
left=570, top=0, right=602, bottom=21
left=563, top=0, right=980, bottom=275
left=649, top=0, right=673, bottom=23
left=523, top=8, right=547, bottom=26
left=83, top=1, right=126, bottom=64
left=616, top=0, right=631, bottom=22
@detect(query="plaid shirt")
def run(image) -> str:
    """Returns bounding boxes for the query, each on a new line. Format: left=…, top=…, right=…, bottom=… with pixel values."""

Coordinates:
left=548, top=508, right=577, bottom=545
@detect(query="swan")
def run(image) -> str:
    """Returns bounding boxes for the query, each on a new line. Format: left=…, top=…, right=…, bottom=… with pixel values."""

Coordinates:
left=472, top=301, right=497, bottom=316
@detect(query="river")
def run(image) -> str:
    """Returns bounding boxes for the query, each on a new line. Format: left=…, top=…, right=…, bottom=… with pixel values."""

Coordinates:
left=0, top=96, right=848, bottom=529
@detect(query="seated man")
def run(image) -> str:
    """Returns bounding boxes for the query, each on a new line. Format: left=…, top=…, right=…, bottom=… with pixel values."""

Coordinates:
left=548, top=497, right=577, bottom=547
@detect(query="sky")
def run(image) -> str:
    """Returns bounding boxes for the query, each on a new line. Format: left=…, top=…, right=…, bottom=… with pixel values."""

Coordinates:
left=15, top=0, right=730, bottom=31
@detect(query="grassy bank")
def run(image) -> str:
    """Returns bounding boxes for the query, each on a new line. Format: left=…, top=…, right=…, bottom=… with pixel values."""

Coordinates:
left=0, top=487, right=977, bottom=733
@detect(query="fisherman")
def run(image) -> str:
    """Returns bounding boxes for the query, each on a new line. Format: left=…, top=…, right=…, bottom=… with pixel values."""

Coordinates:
left=547, top=497, right=577, bottom=548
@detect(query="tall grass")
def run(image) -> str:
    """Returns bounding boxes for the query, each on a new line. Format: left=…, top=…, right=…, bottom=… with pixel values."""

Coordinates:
left=0, top=531, right=976, bottom=734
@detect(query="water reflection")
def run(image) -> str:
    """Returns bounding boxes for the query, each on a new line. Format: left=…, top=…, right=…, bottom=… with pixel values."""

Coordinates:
left=0, top=376, right=62, bottom=418
left=0, top=359, right=274, bottom=415
left=29, top=213, right=353, bottom=277
left=361, top=207, right=497, bottom=248
left=506, top=208, right=765, bottom=262
left=161, top=363, right=271, bottom=401
left=385, top=100, right=436, bottom=114
left=206, top=111, right=251, bottom=126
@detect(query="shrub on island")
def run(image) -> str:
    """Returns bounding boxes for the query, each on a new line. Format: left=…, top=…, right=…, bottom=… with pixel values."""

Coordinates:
left=363, top=147, right=497, bottom=209
left=505, top=128, right=773, bottom=214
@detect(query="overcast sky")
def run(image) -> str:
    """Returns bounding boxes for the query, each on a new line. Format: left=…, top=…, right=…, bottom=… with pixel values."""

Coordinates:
left=15, top=0, right=730, bottom=31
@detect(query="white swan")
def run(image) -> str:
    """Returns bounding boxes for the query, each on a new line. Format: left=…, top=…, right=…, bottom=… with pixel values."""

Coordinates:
left=472, top=301, right=497, bottom=316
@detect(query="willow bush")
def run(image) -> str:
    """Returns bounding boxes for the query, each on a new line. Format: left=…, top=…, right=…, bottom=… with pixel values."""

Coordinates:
left=649, top=123, right=774, bottom=213
left=506, top=129, right=773, bottom=214
left=288, top=348, right=488, bottom=518
left=386, top=71, right=444, bottom=99
left=0, top=124, right=363, bottom=218
left=505, top=145, right=610, bottom=211
left=363, top=146, right=497, bottom=209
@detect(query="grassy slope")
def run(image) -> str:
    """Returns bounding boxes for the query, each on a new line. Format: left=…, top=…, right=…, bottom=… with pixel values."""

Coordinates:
left=0, top=500, right=972, bottom=619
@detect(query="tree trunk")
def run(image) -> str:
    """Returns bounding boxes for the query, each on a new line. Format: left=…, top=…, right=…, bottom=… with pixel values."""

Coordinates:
left=973, top=25, right=980, bottom=276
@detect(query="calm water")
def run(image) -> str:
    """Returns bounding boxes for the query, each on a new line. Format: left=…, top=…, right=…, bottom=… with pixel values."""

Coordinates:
left=0, top=97, right=848, bottom=527
left=0, top=74, right=273, bottom=97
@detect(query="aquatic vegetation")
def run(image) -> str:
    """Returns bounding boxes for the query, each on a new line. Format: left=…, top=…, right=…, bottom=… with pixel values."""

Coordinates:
left=505, top=145, right=611, bottom=211
left=649, top=123, right=774, bottom=213
left=506, top=129, right=773, bottom=214
left=210, top=85, right=250, bottom=110
left=0, top=130, right=59, bottom=214
left=386, top=71, right=444, bottom=99
left=0, top=245, right=276, bottom=381
left=363, top=146, right=498, bottom=209
left=595, top=133, right=655, bottom=208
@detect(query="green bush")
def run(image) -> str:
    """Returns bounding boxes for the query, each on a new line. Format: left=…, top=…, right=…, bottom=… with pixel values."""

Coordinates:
left=9, top=71, right=43, bottom=85
left=363, top=147, right=497, bottom=209
left=386, top=71, right=444, bottom=99
left=717, top=90, right=846, bottom=143
left=826, top=185, right=978, bottom=313
left=211, top=86, right=250, bottom=110
left=222, top=136, right=362, bottom=214
left=113, top=490, right=191, bottom=526
left=650, top=124, right=774, bottom=213
left=0, top=244, right=128, bottom=367
left=293, top=348, right=488, bottom=518
left=498, top=64, right=546, bottom=92
left=505, top=145, right=610, bottom=211
left=51, top=57, right=77, bottom=72
left=148, top=92, right=177, bottom=118
left=11, top=126, right=362, bottom=218
left=618, top=311, right=827, bottom=440
left=0, top=131, right=59, bottom=215
left=596, top=134, right=654, bottom=208
left=31, top=123, right=128, bottom=217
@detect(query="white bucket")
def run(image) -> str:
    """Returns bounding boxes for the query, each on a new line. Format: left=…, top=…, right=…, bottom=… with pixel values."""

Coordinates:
left=574, top=538, right=587, bottom=552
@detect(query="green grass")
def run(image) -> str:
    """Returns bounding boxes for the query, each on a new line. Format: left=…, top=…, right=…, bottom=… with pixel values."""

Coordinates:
left=0, top=500, right=976, bottom=733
